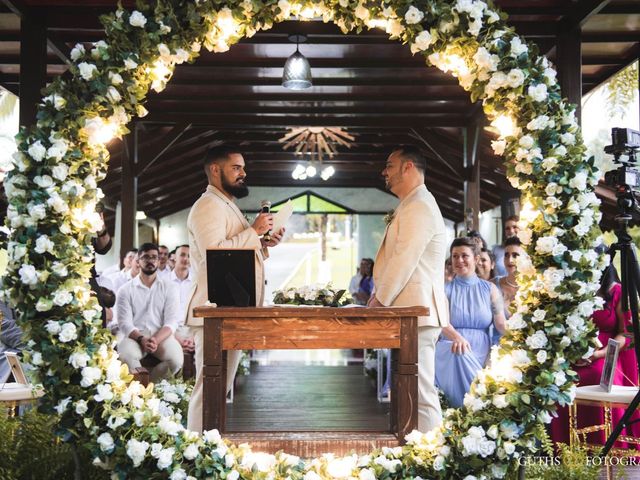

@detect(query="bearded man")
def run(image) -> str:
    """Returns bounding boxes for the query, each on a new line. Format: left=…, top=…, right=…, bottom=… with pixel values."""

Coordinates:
left=185, top=145, right=283, bottom=432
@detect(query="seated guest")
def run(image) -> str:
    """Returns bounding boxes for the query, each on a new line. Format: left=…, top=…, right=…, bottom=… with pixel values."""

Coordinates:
left=0, top=301, right=24, bottom=381
left=550, top=262, right=635, bottom=447
left=170, top=244, right=195, bottom=353
left=157, top=245, right=171, bottom=279
left=435, top=237, right=506, bottom=407
left=492, top=237, right=524, bottom=316
left=108, top=248, right=139, bottom=293
left=353, top=258, right=374, bottom=305
left=348, top=260, right=363, bottom=299
left=493, top=215, right=519, bottom=277
left=116, top=243, right=183, bottom=382
left=476, top=248, right=496, bottom=281
left=168, top=248, right=177, bottom=271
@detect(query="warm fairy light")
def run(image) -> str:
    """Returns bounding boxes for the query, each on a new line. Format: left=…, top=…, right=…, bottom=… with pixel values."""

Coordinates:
left=486, top=353, right=514, bottom=381
left=83, top=117, right=118, bottom=145
left=291, top=164, right=306, bottom=180
left=443, top=54, right=469, bottom=76
left=366, top=18, right=388, bottom=29
left=519, top=200, right=540, bottom=225
left=149, top=59, right=173, bottom=91
left=300, top=7, right=316, bottom=19
left=321, top=165, right=335, bottom=180
left=216, top=13, right=238, bottom=37
left=305, top=165, right=317, bottom=177
left=492, top=115, right=516, bottom=138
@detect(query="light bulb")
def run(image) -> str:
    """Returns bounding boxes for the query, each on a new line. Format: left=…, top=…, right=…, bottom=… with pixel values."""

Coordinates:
left=306, top=165, right=317, bottom=177
left=491, top=115, right=516, bottom=138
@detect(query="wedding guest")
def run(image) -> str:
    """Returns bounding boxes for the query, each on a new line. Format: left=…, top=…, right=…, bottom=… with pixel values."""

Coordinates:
left=157, top=245, right=171, bottom=279
left=477, top=248, right=496, bottom=281
left=0, top=301, right=23, bottom=381
left=116, top=243, right=183, bottom=382
left=352, top=258, right=374, bottom=305
left=467, top=230, right=488, bottom=250
left=493, top=215, right=519, bottom=277
left=107, top=248, right=139, bottom=293
left=368, top=145, right=449, bottom=432
left=348, top=261, right=363, bottom=298
left=185, top=145, right=284, bottom=432
left=435, top=237, right=506, bottom=407
left=168, top=248, right=177, bottom=270
left=444, top=257, right=455, bottom=283
left=550, top=263, right=635, bottom=447
left=492, top=237, right=524, bottom=316
left=170, top=244, right=195, bottom=354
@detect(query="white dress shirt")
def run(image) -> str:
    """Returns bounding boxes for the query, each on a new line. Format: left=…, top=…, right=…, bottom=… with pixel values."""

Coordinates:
left=108, top=269, right=134, bottom=295
left=116, top=275, right=180, bottom=338
left=169, top=269, right=193, bottom=327
left=157, top=266, right=172, bottom=280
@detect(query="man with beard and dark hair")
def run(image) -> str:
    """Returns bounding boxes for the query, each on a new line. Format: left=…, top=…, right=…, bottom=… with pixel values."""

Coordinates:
left=185, top=145, right=284, bottom=432
left=115, top=242, right=183, bottom=382
left=368, top=145, right=449, bottom=432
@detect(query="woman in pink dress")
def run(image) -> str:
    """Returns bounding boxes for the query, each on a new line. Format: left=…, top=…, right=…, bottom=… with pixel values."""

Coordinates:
left=551, top=263, right=634, bottom=447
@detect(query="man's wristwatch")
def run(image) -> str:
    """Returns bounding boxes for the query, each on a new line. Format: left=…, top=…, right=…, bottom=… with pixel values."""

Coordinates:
left=135, top=335, right=144, bottom=345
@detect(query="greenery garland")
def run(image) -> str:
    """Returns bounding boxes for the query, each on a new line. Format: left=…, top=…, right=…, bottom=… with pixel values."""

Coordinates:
left=2, top=0, right=605, bottom=478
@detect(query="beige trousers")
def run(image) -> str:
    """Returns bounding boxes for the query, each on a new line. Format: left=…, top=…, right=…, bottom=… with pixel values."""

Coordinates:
left=117, top=335, right=183, bottom=383
left=187, top=326, right=241, bottom=433
left=418, top=325, right=443, bottom=432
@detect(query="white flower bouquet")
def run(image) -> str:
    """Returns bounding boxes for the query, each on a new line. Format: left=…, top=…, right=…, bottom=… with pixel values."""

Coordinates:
left=272, top=284, right=351, bottom=307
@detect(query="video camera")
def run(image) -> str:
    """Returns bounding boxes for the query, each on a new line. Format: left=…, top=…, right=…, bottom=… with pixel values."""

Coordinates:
left=604, top=128, right=640, bottom=218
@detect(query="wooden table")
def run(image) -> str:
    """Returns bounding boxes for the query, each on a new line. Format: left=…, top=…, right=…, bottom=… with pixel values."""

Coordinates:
left=193, top=305, right=427, bottom=455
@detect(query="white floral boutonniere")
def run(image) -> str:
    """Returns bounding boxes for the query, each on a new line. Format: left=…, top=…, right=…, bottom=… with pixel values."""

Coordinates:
left=383, top=210, right=395, bottom=225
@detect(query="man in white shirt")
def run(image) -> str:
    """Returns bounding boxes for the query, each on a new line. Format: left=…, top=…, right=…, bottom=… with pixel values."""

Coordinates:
left=170, top=244, right=195, bottom=353
left=108, top=248, right=139, bottom=294
left=116, top=243, right=183, bottom=382
left=156, top=245, right=171, bottom=280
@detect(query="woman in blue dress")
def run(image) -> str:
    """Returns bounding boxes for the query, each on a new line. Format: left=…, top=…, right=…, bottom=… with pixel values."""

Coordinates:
left=435, top=237, right=507, bottom=407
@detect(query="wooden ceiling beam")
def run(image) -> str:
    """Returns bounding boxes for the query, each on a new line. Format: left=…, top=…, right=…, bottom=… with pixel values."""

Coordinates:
left=136, top=122, right=192, bottom=176
left=166, top=76, right=459, bottom=87
left=561, top=0, right=611, bottom=30
left=147, top=93, right=473, bottom=103
left=142, top=113, right=470, bottom=128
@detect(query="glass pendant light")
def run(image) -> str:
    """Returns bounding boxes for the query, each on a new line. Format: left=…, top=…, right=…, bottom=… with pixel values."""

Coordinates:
left=282, top=34, right=312, bottom=90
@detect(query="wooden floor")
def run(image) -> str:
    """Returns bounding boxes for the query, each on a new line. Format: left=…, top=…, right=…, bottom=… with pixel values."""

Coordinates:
left=226, top=364, right=390, bottom=432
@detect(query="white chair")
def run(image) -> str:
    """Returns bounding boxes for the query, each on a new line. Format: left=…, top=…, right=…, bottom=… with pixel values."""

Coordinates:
left=0, top=352, right=44, bottom=415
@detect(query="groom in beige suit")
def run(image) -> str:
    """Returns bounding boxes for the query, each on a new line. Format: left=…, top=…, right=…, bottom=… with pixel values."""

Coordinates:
left=369, top=145, right=449, bottom=432
left=185, top=145, right=282, bottom=432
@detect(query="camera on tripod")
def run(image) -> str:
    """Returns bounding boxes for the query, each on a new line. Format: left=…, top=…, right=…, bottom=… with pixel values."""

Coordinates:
left=603, top=128, right=640, bottom=218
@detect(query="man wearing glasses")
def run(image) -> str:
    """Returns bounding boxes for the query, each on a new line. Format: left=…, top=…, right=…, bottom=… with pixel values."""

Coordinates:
left=115, top=242, right=183, bottom=382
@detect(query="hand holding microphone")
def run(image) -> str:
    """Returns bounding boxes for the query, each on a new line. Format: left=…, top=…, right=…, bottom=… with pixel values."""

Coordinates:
left=251, top=200, right=273, bottom=236
left=261, top=200, right=272, bottom=242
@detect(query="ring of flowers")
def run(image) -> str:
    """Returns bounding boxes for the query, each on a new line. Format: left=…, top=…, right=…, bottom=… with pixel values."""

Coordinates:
left=2, top=0, right=605, bottom=478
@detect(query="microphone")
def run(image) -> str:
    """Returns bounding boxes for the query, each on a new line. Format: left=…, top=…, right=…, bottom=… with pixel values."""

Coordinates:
left=261, top=200, right=272, bottom=242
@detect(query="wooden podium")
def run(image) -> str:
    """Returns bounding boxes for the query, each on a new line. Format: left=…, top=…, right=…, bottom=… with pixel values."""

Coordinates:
left=193, top=305, right=427, bottom=456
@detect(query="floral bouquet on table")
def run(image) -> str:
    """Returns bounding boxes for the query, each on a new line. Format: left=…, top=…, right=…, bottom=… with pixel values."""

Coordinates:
left=272, top=283, right=352, bottom=307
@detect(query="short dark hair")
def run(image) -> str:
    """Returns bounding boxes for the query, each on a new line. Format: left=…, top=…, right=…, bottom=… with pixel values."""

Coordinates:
left=505, top=215, right=519, bottom=223
left=126, top=248, right=138, bottom=255
left=158, top=245, right=168, bottom=250
left=450, top=237, right=480, bottom=256
left=204, top=145, right=242, bottom=170
left=138, top=242, right=159, bottom=255
left=480, top=247, right=496, bottom=263
left=467, top=230, right=488, bottom=250
left=504, top=236, right=521, bottom=248
left=391, top=145, right=427, bottom=173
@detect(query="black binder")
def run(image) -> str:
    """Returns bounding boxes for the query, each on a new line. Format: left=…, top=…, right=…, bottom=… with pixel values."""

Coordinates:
left=206, top=249, right=256, bottom=307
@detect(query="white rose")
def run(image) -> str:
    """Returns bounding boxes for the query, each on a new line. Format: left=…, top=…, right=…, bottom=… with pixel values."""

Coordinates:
left=527, top=83, right=548, bottom=102
left=46, top=320, right=62, bottom=335
left=410, top=30, right=434, bottom=53
left=493, top=394, right=508, bottom=408
left=53, top=289, right=73, bottom=307
left=126, top=439, right=150, bottom=467
left=95, top=384, right=114, bottom=403
left=354, top=3, right=370, bottom=20
left=28, top=140, right=46, bottom=162
left=569, top=171, right=588, bottom=190
left=510, top=36, right=528, bottom=57
left=70, top=43, right=85, bottom=61
left=473, top=47, right=499, bottom=72
left=535, top=236, right=557, bottom=254
left=385, top=19, right=404, bottom=38
left=525, top=330, right=548, bottom=350
left=80, top=366, right=102, bottom=387
left=35, top=235, right=55, bottom=254
left=108, top=71, right=123, bottom=85
left=536, top=350, right=548, bottom=363
left=506, top=68, right=525, bottom=87
left=36, top=298, right=53, bottom=312
left=560, top=132, right=575, bottom=145
left=129, top=10, right=147, bottom=28
left=532, top=309, right=546, bottom=322
left=77, top=62, right=97, bottom=81
left=183, top=444, right=199, bottom=461
left=51, top=163, right=69, bottom=181
left=405, top=6, right=425, bottom=24
left=518, top=135, right=535, bottom=149
left=19, top=264, right=39, bottom=285
left=106, top=86, right=121, bottom=103
left=554, top=370, right=567, bottom=386
left=527, top=115, right=550, bottom=131
left=491, top=139, right=506, bottom=155
left=228, top=471, right=240, bottom=480
left=75, top=400, right=88, bottom=415
left=69, top=351, right=91, bottom=368
left=33, top=175, right=54, bottom=189
left=58, top=322, right=78, bottom=342
left=124, top=57, right=138, bottom=70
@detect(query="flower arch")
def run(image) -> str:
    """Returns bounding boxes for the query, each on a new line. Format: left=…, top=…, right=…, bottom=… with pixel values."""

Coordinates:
left=2, top=0, right=605, bottom=478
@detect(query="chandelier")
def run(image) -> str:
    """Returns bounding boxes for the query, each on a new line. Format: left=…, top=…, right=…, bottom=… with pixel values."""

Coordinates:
left=278, top=127, right=355, bottom=181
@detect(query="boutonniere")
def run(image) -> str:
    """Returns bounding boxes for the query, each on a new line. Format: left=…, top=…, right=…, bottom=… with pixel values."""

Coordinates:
left=383, top=210, right=395, bottom=225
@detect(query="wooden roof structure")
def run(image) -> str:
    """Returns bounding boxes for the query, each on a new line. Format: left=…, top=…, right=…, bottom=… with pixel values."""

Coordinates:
left=1, top=0, right=638, bottom=234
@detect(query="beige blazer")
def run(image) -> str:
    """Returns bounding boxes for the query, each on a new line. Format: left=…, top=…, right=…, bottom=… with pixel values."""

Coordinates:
left=185, top=185, right=266, bottom=327
left=373, top=184, right=449, bottom=328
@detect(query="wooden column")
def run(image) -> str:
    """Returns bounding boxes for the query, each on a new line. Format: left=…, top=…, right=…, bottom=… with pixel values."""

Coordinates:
left=556, top=27, right=582, bottom=123
left=463, top=126, right=481, bottom=232
left=120, top=126, right=138, bottom=260
left=19, top=10, right=47, bottom=127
